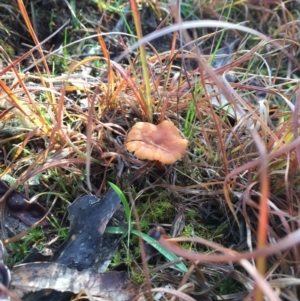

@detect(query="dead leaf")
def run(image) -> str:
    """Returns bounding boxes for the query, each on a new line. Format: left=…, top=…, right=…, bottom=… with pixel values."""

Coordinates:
left=11, top=262, right=140, bottom=301
left=52, top=188, right=123, bottom=271
left=0, top=180, right=49, bottom=227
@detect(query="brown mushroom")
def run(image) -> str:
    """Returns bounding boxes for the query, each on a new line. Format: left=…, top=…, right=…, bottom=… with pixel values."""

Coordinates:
left=125, top=120, right=188, bottom=164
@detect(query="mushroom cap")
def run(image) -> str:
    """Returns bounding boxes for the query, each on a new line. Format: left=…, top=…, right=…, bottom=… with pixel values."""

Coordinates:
left=125, top=120, right=188, bottom=164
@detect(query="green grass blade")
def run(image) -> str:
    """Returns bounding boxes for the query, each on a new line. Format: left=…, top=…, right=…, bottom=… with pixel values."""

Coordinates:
left=108, top=182, right=132, bottom=230
left=105, top=226, right=188, bottom=273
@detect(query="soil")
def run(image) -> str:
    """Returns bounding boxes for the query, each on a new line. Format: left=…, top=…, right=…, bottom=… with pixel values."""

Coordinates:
left=0, top=0, right=177, bottom=64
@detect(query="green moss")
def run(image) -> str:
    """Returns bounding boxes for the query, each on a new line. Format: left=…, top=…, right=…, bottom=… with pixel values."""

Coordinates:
left=0, top=41, right=15, bottom=57
left=217, top=273, right=245, bottom=295
left=6, top=227, right=45, bottom=267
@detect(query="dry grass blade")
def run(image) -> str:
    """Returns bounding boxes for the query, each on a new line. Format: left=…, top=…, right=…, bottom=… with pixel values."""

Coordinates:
left=17, top=0, right=50, bottom=76
left=158, top=229, right=300, bottom=263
